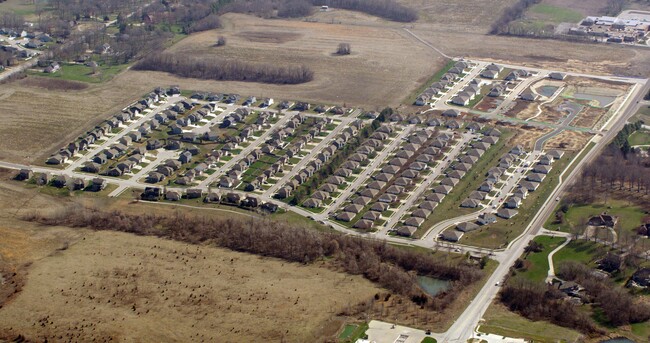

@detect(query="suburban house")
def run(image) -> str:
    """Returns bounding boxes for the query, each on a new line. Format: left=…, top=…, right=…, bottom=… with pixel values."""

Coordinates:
left=441, top=230, right=463, bottom=242
left=587, top=213, right=618, bottom=228
left=497, top=208, right=518, bottom=219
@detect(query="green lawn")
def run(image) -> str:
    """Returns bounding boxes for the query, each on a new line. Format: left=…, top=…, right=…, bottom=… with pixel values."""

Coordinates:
left=338, top=322, right=369, bottom=343
left=515, top=235, right=566, bottom=283
left=29, top=62, right=129, bottom=83
left=629, top=130, right=650, bottom=146
left=421, top=338, right=437, bottom=343
left=480, top=304, right=582, bottom=343
left=552, top=240, right=606, bottom=266
left=529, top=4, right=584, bottom=23
left=545, top=199, right=647, bottom=234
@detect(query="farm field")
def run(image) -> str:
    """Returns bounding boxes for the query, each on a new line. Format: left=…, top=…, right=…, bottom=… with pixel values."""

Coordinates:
left=160, top=13, right=443, bottom=109
left=0, top=175, right=380, bottom=342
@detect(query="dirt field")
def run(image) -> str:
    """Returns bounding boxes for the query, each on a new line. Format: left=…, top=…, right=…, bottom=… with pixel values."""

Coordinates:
left=544, top=130, right=593, bottom=151
left=165, top=13, right=442, bottom=108
left=511, top=127, right=553, bottom=150
left=0, top=75, right=156, bottom=164
left=0, top=175, right=380, bottom=342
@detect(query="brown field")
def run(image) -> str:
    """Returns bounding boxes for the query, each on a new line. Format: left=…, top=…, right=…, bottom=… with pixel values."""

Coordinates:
left=0, top=75, right=154, bottom=164
left=0, top=230, right=380, bottom=342
left=544, top=130, right=593, bottom=151
left=164, top=13, right=443, bottom=108
left=0, top=175, right=381, bottom=342
left=401, top=0, right=519, bottom=33
left=571, top=106, right=608, bottom=128
left=511, top=127, right=553, bottom=150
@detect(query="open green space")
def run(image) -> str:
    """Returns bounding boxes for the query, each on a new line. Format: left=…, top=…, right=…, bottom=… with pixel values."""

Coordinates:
left=28, top=62, right=129, bottom=83
left=515, top=235, right=566, bottom=283
left=528, top=4, right=584, bottom=23
left=545, top=199, right=647, bottom=234
left=480, top=304, right=582, bottom=343
left=552, top=240, right=604, bottom=266
left=629, top=130, right=650, bottom=146
left=420, top=337, right=437, bottom=343
left=338, top=322, right=369, bottom=343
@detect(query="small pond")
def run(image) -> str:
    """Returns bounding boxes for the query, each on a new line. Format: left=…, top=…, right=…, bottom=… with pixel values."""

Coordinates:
left=573, top=92, right=617, bottom=107
left=417, top=276, right=450, bottom=296
left=538, top=85, right=559, bottom=97
left=600, top=338, right=635, bottom=343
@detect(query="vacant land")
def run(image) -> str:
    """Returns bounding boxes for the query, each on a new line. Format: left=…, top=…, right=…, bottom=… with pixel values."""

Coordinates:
left=158, top=13, right=442, bottom=108
left=629, top=130, right=650, bottom=146
left=0, top=229, right=380, bottom=342
left=480, top=303, right=583, bottom=343
left=0, top=75, right=154, bottom=164
left=27, top=63, right=129, bottom=84
left=527, top=3, right=584, bottom=23
left=0, top=175, right=380, bottom=342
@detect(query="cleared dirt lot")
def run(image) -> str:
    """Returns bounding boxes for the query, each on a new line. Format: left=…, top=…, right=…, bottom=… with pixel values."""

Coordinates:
left=0, top=175, right=380, bottom=343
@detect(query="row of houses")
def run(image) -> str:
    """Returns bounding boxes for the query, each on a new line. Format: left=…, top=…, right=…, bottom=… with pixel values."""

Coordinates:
left=14, top=170, right=107, bottom=192
left=334, top=127, right=449, bottom=231
left=415, top=61, right=471, bottom=106
left=140, top=187, right=278, bottom=212
left=277, top=120, right=364, bottom=200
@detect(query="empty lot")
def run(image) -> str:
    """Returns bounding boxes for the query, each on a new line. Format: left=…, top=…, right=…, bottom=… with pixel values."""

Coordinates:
left=0, top=176, right=380, bottom=343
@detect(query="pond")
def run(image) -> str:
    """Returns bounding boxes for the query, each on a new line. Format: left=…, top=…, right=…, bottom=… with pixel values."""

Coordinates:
left=538, top=85, right=559, bottom=97
left=417, top=276, right=450, bottom=296
left=573, top=92, right=617, bottom=107
left=600, top=338, right=635, bottom=343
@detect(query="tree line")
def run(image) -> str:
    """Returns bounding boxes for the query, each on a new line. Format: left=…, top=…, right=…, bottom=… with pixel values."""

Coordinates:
left=312, top=0, right=418, bottom=22
left=221, top=0, right=314, bottom=18
left=25, top=206, right=484, bottom=311
left=499, top=279, right=604, bottom=335
left=557, top=261, right=650, bottom=326
left=489, top=0, right=541, bottom=35
left=133, top=53, right=314, bottom=84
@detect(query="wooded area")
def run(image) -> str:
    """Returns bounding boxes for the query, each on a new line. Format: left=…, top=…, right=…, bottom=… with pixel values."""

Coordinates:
left=26, top=206, right=484, bottom=311
left=133, top=53, right=314, bottom=84
left=312, top=0, right=417, bottom=22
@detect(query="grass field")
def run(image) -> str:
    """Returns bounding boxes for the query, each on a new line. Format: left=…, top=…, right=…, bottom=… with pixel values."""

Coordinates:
left=28, top=63, right=129, bottom=83
left=480, top=303, right=583, bottom=342
left=515, top=235, right=566, bottom=283
left=629, top=130, right=650, bottom=146
left=544, top=199, right=647, bottom=234
left=528, top=4, right=585, bottom=23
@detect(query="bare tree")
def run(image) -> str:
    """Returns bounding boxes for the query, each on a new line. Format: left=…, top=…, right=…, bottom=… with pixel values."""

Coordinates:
left=216, top=36, right=226, bottom=47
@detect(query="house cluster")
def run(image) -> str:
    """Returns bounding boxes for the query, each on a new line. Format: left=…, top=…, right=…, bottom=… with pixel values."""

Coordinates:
left=569, top=15, right=650, bottom=43
left=389, top=109, right=463, bottom=129
left=276, top=119, right=363, bottom=200
left=332, top=125, right=453, bottom=234
left=451, top=78, right=483, bottom=107
left=415, top=60, right=471, bottom=106
left=146, top=146, right=206, bottom=184
left=14, top=169, right=108, bottom=192
left=140, top=187, right=278, bottom=213
left=46, top=88, right=171, bottom=166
